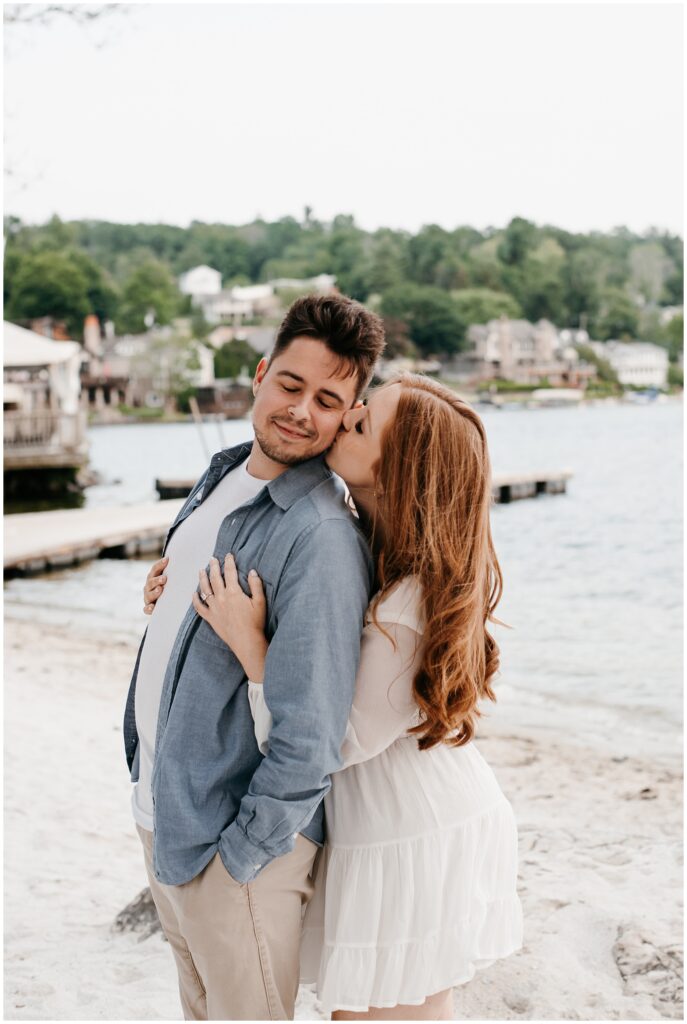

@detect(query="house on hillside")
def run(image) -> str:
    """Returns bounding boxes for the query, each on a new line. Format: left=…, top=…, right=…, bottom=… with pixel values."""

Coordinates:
left=178, top=265, right=222, bottom=302
left=442, top=317, right=595, bottom=388
left=207, top=325, right=276, bottom=356
left=588, top=341, right=669, bottom=389
left=201, top=284, right=279, bottom=325
left=271, top=274, right=337, bottom=294
left=180, top=265, right=338, bottom=326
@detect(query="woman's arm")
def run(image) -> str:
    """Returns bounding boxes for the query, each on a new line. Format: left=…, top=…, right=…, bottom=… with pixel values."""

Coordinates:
left=194, top=557, right=423, bottom=768
left=340, top=620, right=422, bottom=767
left=248, top=618, right=422, bottom=766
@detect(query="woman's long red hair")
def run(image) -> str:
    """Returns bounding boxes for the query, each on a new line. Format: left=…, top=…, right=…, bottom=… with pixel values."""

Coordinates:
left=369, top=373, right=505, bottom=750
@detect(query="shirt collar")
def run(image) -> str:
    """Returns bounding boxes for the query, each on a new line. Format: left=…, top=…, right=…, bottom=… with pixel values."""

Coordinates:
left=211, top=440, right=332, bottom=511
left=265, top=453, right=332, bottom=510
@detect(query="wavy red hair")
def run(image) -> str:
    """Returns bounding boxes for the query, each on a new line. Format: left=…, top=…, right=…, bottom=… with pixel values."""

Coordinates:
left=368, top=373, right=506, bottom=750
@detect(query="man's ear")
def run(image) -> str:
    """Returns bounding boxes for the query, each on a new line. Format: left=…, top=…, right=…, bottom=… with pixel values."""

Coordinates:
left=253, top=357, right=269, bottom=397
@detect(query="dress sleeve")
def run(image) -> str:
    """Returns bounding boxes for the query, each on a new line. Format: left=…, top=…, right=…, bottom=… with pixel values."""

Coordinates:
left=246, top=620, right=423, bottom=770
left=248, top=681, right=271, bottom=755
left=340, top=620, right=422, bottom=768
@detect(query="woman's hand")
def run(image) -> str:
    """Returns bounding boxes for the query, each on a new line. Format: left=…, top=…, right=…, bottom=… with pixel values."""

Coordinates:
left=192, top=554, right=269, bottom=683
left=143, top=556, right=169, bottom=614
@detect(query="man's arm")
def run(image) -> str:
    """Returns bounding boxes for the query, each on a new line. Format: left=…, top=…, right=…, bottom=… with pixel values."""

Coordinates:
left=218, top=517, right=373, bottom=883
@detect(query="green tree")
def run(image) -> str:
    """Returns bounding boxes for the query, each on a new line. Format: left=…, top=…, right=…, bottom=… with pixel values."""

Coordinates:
left=117, top=258, right=181, bottom=334
left=591, top=287, right=640, bottom=341
left=5, top=249, right=91, bottom=337
left=664, top=314, right=684, bottom=364
left=466, top=236, right=504, bottom=289
left=326, top=217, right=368, bottom=298
left=562, top=246, right=604, bottom=327
left=214, top=339, right=261, bottom=379
left=668, top=364, right=683, bottom=389
left=629, top=242, right=675, bottom=305
left=379, top=317, right=418, bottom=359
left=451, top=288, right=522, bottom=326
left=575, top=343, right=621, bottom=389
left=362, top=230, right=409, bottom=296
left=69, top=249, right=118, bottom=324
left=381, top=284, right=465, bottom=356
left=497, top=217, right=538, bottom=266
left=407, top=225, right=452, bottom=285
left=190, top=305, right=211, bottom=340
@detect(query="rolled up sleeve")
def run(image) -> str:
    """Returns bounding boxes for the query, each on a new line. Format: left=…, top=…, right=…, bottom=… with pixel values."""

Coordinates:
left=218, top=517, right=372, bottom=882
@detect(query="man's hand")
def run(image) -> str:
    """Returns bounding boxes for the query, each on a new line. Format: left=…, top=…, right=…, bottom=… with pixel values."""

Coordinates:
left=143, top=556, right=169, bottom=614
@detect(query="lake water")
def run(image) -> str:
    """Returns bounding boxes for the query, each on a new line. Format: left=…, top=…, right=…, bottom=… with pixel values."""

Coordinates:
left=5, top=400, right=683, bottom=762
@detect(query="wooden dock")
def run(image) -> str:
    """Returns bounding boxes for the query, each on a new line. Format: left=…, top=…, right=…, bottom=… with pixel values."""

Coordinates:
left=4, top=469, right=573, bottom=575
left=157, top=470, right=574, bottom=503
left=4, top=499, right=184, bottom=575
left=491, top=469, right=573, bottom=503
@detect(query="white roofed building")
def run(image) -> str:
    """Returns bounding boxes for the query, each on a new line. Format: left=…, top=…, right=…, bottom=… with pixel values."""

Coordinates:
left=181, top=268, right=337, bottom=325
left=3, top=321, right=88, bottom=468
left=588, top=341, right=669, bottom=389
left=178, top=265, right=222, bottom=301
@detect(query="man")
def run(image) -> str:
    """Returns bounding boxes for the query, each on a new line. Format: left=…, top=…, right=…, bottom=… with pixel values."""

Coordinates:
left=122, top=294, right=386, bottom=1021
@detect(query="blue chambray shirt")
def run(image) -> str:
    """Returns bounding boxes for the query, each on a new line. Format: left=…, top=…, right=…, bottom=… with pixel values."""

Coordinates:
left=123, top=441, right=373, bottom=885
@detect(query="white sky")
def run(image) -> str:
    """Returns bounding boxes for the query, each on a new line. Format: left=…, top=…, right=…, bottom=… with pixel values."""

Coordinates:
left=3, top=1, right=684, bottom=235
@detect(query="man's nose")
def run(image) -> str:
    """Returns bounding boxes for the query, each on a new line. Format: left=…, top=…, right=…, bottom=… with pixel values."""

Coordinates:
left=287, top=395, right=313, bottom=422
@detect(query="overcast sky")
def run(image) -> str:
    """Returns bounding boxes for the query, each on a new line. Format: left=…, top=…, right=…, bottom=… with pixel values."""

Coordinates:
left=3, top=2, right=684, bottom=235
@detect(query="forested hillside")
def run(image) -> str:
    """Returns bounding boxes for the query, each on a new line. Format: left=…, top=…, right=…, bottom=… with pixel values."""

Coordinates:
left=3, top=213, right=683, bottom=359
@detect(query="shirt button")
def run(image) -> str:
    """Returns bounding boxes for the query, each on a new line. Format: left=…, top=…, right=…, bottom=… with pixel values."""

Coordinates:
left=293, top=833, right=298, bottom=839
left=254, top=863, right=261, bottom=870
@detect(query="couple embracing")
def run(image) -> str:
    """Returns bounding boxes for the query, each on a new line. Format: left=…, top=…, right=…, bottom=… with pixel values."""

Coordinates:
left=122, top=294, right=523, bottom=1021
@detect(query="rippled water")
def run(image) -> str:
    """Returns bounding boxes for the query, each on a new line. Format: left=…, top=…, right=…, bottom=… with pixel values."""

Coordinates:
left=5, top=400, right=683, bottom=761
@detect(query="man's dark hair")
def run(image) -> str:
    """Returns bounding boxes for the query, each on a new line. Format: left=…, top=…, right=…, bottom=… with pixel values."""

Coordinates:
left=270, top=294, right=386, bottom=397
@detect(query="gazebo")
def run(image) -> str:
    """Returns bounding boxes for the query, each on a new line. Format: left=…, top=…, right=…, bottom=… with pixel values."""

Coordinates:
left=3, top=321, right=88, bottom=474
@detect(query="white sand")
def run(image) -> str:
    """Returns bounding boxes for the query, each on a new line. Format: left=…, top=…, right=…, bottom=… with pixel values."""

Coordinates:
left=4, top=618, right=683, bottom=1021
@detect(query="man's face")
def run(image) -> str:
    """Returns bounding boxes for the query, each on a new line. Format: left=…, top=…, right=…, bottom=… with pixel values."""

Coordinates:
left=251, top=337, right=360, bottom=467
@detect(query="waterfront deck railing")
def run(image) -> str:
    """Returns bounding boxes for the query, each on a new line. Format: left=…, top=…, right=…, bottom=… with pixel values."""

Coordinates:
left=4, top=411, right=88, bottom=473
left=3, top=411, right=86, bottom=452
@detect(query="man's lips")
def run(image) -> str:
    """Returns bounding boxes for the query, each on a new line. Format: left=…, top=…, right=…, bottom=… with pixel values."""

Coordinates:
left=273, top=420, right=313, bottom=441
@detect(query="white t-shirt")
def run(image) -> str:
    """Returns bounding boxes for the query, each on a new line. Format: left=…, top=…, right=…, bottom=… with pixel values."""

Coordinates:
left=132, top=459, right=267, bottom=830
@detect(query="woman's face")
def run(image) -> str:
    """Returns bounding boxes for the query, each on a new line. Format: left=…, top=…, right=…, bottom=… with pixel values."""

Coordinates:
left=325, top=384, right=401, bottom=490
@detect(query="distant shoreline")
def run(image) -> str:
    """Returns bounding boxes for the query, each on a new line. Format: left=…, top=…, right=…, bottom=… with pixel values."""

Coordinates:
left=85, top=391, right=683, bottom=428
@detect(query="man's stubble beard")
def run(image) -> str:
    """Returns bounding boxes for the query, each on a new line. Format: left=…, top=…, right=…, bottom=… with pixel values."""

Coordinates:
left=253, top=421, right=329, bottom=467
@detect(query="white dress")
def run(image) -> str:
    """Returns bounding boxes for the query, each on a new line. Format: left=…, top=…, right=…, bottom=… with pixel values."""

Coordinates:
left=248, top=577, right=523, bottom=1013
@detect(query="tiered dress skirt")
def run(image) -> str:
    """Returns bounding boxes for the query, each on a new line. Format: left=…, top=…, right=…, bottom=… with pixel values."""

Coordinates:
left=299, top=735, right=524, bottom=1013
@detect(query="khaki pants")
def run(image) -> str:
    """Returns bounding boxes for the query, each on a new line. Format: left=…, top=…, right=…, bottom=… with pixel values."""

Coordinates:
left=137, top=824, right=319, bottom=1021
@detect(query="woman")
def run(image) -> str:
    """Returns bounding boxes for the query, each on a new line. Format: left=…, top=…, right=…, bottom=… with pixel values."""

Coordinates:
left=154, top=374, right=523, bottom=1019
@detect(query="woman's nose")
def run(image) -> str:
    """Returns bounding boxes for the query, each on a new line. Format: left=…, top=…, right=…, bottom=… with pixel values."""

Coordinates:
left=341, top=406, right=367, bottom=432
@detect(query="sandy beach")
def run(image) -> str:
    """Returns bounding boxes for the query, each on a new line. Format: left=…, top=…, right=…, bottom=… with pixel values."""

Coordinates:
left=4, top=616, right=683, bottom=1021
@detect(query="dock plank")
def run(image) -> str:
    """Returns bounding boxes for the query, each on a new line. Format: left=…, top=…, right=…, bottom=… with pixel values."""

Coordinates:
left=4, top=500, right=184, bottom=572
left=156, top=469, right=575, bottom=501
